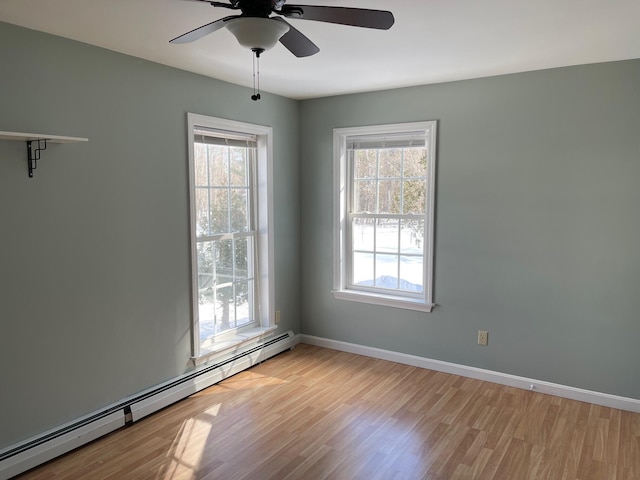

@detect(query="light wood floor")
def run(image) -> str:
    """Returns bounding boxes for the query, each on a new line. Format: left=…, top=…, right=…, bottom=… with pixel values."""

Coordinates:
left=18, top=344, right=640, bottom=480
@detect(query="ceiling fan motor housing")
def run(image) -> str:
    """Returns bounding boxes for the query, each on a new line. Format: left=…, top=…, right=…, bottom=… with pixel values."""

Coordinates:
left=237, top=0, right=279, bottom=17
left=226, top=17, right=289, bottom=50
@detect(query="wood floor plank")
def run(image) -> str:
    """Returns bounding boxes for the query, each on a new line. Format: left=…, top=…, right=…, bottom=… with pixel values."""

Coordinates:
left=14, top=344, right=640, bottom=480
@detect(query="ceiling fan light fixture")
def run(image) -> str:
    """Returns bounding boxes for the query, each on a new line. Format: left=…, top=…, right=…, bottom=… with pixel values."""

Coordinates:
left=226, top=17, right=290, bottom=51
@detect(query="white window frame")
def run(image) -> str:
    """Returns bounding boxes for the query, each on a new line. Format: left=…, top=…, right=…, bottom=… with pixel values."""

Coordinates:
left=333, top=121, right=437, bottom=312
left=187, top=113, right=276, bottom=363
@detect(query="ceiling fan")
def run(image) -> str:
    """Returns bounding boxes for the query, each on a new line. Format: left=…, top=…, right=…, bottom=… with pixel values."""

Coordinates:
left=170, top=0, right=395, bottom=100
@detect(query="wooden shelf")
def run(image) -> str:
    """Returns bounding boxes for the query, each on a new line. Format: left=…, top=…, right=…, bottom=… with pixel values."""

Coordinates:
left=0, top=131, right=88, bottom=177
left=0, top=131, right=88, bottom=144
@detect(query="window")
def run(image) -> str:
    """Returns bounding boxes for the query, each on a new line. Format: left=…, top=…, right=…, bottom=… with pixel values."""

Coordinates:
left=187, top=114, right=275, bottom=361
left=333, top=121, right=437, bottom=312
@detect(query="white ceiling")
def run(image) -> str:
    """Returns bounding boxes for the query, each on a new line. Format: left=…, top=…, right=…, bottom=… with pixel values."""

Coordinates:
left=1, top=0, right=639, bottom=100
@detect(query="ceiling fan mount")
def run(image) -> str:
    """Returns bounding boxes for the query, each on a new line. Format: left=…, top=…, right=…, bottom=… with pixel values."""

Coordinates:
left=208, top=0, right=280, bottom=18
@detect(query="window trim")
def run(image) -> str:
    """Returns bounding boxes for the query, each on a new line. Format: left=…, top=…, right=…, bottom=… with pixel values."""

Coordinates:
left=333, top=121, right=437, bottom=312
left=187, top=113, right=276, bottom=362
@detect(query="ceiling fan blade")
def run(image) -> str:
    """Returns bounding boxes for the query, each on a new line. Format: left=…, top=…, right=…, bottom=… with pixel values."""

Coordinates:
left=170, top=15, right=240, bottom=43
left=279, top=5, right=394, bottom=30
left=273, top=18, right=319, bottom=57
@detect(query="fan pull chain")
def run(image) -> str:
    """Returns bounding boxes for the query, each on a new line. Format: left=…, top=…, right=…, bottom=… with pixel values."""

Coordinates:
left=251, top=48, right=264, bottom=101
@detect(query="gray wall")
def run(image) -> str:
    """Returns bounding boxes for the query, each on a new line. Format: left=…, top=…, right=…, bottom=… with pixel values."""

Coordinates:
left=0, top=22, right=301, bottom=449
left=299, top=60, right=640, bottom=399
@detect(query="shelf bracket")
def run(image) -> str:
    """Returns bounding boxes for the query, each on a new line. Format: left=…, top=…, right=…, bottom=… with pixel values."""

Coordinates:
left=26, top=139, right=47, bottom=178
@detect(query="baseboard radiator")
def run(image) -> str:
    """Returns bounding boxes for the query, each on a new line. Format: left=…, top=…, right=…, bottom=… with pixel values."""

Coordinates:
left=0, top=330, right=295, bottom=480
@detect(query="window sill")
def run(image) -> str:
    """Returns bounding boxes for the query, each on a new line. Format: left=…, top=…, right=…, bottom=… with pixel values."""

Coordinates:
left=192, top=325, right=278, bottom=367
left=332, top=289, right=434, bottom=312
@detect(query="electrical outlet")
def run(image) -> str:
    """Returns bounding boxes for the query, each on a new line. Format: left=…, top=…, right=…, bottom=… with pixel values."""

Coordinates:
left=275, top=310, right=281, bottom=324
left=478, top=330, right=488, bottom=346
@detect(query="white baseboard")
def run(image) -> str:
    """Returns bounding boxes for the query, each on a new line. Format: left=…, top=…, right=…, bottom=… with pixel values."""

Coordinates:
left=299, top=334, right=640, bottom=414
left=0, top=412, right=125, bottom=480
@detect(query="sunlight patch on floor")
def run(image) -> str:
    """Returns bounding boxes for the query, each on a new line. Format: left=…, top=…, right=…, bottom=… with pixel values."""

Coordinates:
left=156, top=414, right=215, bottom=480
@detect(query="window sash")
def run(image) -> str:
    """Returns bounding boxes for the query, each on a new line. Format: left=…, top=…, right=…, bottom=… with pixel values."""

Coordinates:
left=192, top=133, right=259, bottom=345
left=346, top=141, right=429, bottom=297
left=193, top=151, right=255, bottom=237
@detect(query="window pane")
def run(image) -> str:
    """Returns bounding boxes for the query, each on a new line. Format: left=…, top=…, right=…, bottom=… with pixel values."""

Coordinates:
left=378, top=180, right=401, bottom=214
left=402, top=179, right=427, bottom=214
left=235, top=281, right=253, bottom=327
left=197, top=241, right=216, bottom=340
left=199, top=313, right=215, bottom=340
left=353, top=252, right=374, bottom=286
left=209, top=189, right=229, bottom=235
left=197, top=241, right=215, bottom=301
left=352, top=218, right=374, bottom=252
left=194, top=144, right=208, bottom=186
left=353, top=180, right=376, bottom=213
left=400, top=256, right=424, bottom=292
left=230, top=148, right=248, bottom=186
left=401, top=220, right=424, bottom=254
left=230, top=189, right=249, bottom=232
left=375, top=254, right=399, bottom=289
left=208, top=146, right=228, bottom=187
left=215, top=285, right=234, bottom=333
left=376, top=218, right=399, bottom=253
left=215, top=239, right=234, bottom=285
left=234, top=237, right=251, bottom=280
left=379, top=149, right=402, bottom=178
left=195, top=188, right=209, bottom=237
left=354, top=150, right=377, bottom=179
left=403, top=147, right=427, bottom=178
